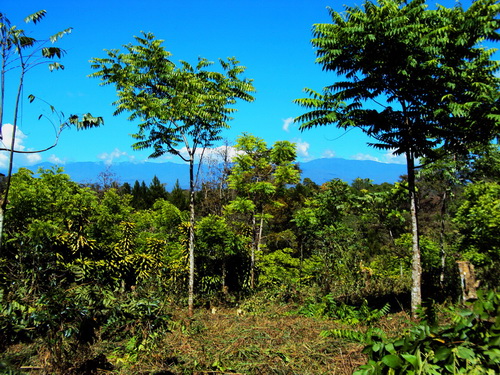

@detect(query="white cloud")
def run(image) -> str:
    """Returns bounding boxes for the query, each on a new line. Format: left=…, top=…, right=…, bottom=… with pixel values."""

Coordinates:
left=351, top=153, right=381, bottom=162
left=174, top=145, right=241, bottom=164
left=0, top=153, right=8, bottom=169
left=0, top=123, right=27, bottom=152
left=26, top=153, right=42, bottom=164
left=207, top=145, right=240, bottom=161
left=322, top=149, right=336, bottom=158
left=351, top=150, right=407, bottom=164
left=282, top=117, right=295, bottom=132
left=382, top=149, right=406, bottom=164
left=295, top=140, right=310, bottom=159
left=97, top=148, right=134, bottom=165
left=48, top=154, right=66, bottom=165
left=0, top=123, right=41, bottom=169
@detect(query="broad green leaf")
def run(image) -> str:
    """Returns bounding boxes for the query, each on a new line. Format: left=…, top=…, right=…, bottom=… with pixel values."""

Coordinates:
left=456, top=346, right=475, bottom=360
left=434, top=346, right=452, bottom=361
left=372, top=341, right=382, bottom=352
left=381, top=354, right=403, bottom=369
left=484, top=348, right=500, bottom=362
left=385, top=342, right=396, bottom=354
left=401, top=353, right=418, bottom=368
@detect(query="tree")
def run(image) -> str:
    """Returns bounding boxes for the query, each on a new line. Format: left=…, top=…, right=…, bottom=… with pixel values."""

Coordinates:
left=226, top=133, right=300, bottom=288
left=454, top=181, right=500, bottom=288
left=295, top=0, right=500, bottom=315
left=131, top=180, right=148, bottom=210
left=169, top=179, right=188, bottom=211
left=292, top=179, right=370, bottom=297
left=463, top=144, right=500, bottom=183
left=0, top=11, right=103, bottom=250
left=90, top=33, right=255, bottom=315
left=195, top=215, right=250, bottom=298
left=148, top=175, right=168, bottom=206
left=197, top=140, right=234, bottom=217
left=120, top=181, right=132, bottom=195
left=97, top=165, right=120, bottom=193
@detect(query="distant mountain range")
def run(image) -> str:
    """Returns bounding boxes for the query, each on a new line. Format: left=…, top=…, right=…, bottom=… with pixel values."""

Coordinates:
left=6, top=158, right=407, bottom=190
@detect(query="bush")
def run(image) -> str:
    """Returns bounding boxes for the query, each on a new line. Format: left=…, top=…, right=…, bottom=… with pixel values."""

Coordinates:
left=325, top=290, right=500, bottom=374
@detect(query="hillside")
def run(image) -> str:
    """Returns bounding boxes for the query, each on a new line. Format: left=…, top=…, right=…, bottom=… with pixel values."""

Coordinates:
left=9, top=158, right=406, bottom=189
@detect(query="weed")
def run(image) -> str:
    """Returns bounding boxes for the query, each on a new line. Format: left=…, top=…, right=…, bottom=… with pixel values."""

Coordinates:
left=324, top=290, right=500, bottom=374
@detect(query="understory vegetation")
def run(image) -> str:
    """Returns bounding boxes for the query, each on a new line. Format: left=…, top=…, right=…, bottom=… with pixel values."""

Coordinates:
left=0, top=142, right=498, bottom=374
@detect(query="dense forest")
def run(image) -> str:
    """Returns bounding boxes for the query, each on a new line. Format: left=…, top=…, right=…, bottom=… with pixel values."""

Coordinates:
left=1, top=0, right=500, bottom=374
left=1, top=139, right=499, bottom=374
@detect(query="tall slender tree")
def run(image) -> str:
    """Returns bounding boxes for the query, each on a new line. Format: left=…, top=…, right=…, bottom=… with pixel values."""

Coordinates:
left=148, top=175, right=168, bottom=206
left=0, top=11, right=103, bottom=250
left=295, top=0, right=500, bottom=315
left=90, top=33, right=255, bottom=315
left=169, top=179, right=188, bottom=211
left=226, top=133, right=300, bottom=288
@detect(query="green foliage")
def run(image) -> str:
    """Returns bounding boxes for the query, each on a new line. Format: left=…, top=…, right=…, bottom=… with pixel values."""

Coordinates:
left=195, top=215, right=250, bottom=298
left=133, top=198, right=182, bottom=241
left=130, top=180, right=149, bottom=210
left=169, top=179, right=188, bottom=211
left=293, top=181, right=391, bottom=298
left=90, top=32, right=255, bottom=162
left=454, top=180, right=500, bottom=289
left=226, top=133, right=301, bottom=289
left=295, top=0, right=500, bottom=157
left=455, top=181, right=500, bottom=266
left=0, top=10, right=69, bottom=74
left=300, top=294, right=390, bottom=324
left=466, top=145, right=500, bottom=183
left=258, top=248, right=321, bottom=287
left=91, top=188, right=133, bottom=245
left=128, top=176, right=170, bottom=210
left=295, top=0, right=500, bottom=315
left=228, top=133, right=300, bottom=198
left=394, top=234, right=441, bottom=271
left=332, top=290, right=500, bottom=374
left=91, top=33, right=256, bottom=314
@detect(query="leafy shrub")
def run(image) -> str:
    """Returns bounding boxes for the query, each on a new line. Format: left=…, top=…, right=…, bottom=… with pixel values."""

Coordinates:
left=324, top=290, right=500, bottom=374
left=258, top=248, right=321, bottom=288
left=298, top=294, right=390, bottom=324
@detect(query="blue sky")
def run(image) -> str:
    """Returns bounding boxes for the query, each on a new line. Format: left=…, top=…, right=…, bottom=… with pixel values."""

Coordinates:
left=1, top=0, right=476, bottom=169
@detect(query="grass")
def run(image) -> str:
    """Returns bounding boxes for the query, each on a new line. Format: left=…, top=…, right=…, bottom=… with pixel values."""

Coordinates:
left=105, top=298, right=411, bottom=375
left=155, top=307, right=365, bottom=374
left=1, top=297, right=412, bottom=374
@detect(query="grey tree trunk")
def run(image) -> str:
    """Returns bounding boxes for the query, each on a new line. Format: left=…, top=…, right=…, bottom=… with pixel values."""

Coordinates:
left=0, top=208, right=4, bottom=251
left=254, top=213, right=265, bottom=288
left=0, top=59, right=24, bottom=251
left=188, top=156, right=196, bottom=317
left=407, top=150, right=422, bottom=317
left=250, top=215, right=256, bottom=289
left=439, top=190, right=447, bottom=287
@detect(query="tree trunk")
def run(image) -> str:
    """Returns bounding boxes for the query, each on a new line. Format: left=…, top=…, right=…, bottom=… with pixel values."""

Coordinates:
left=407, top=151, right=422, bottom=317
left=188, top=156, right=196, bottom=317
left=250, top=215, right=256, bottom=289
left=0, top=207, right=4, bottom=251
left=0, top=59, right=24, bottom=250
left=255, top=213, right=264, bottom=288
left=439, top=190, right=447, bottom=287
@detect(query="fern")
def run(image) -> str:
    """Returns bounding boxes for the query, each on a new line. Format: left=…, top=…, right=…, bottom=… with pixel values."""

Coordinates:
left=366, top=302, right=391, bottom=323
left=321, top=328, right=369, bottom=342
left=342, top=291, right=500, bottom=374
left=321, top=326, right=387, bottom=350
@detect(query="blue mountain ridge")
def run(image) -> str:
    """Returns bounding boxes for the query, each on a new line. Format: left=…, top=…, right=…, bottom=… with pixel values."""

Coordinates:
left=9, top=158, right=406, bottom=190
